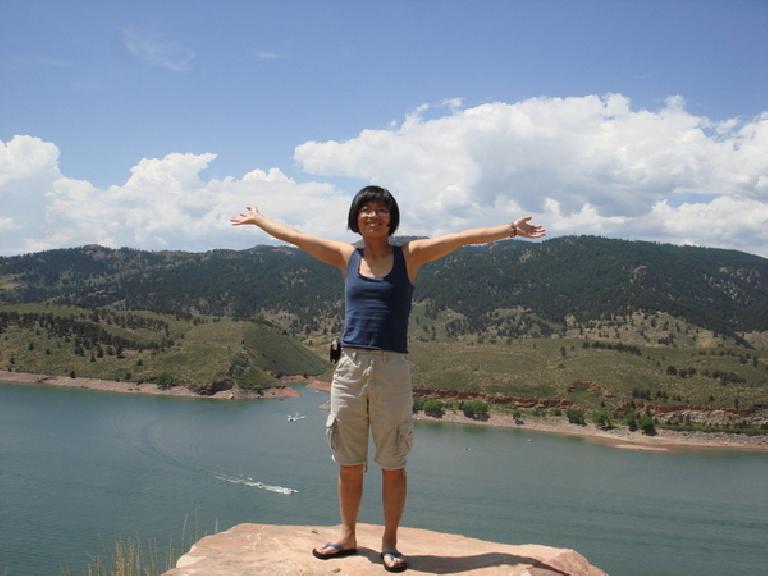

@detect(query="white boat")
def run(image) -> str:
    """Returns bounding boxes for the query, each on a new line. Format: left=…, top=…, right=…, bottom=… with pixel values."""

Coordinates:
left=288, top=413, right=306, bottom=422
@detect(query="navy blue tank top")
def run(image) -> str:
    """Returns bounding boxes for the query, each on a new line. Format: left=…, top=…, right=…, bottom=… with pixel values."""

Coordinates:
left=341, top=246, right=413, bottom=353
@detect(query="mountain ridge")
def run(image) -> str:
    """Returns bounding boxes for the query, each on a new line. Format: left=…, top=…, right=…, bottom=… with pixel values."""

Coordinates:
left=2, top=236, right=766, bottom=335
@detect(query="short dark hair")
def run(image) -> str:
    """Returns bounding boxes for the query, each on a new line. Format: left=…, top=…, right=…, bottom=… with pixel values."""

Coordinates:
left=347, top=185, right=400, bottom=236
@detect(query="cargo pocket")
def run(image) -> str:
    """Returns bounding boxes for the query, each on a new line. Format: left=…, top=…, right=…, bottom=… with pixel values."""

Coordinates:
left=325, top=413, right=338, bottom=450
left=397, top=421, right=414, bottom=458
left=333, top=355, right=357, bottom=386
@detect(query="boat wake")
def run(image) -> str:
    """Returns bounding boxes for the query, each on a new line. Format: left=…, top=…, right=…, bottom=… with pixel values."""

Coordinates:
left=216, top=474, right=298, bottom=495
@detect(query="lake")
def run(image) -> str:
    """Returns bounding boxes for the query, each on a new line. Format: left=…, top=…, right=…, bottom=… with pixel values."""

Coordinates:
left=1, top=382, right=766, bottom=575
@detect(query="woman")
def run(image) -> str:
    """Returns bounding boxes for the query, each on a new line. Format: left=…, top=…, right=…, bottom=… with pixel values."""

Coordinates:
left=231, top=185, right=545, bottom=572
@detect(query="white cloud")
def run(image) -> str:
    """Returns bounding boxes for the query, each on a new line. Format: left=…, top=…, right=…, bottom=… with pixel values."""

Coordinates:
left=1, top=135, right=62, bottom=254
left=0, top=135, right=353, bottom=256
left=295, top=94, right=768, bottom=255
left=543, top=198, right=628, bottom=235
left=648, top=197, right=768, bottom=253
left=120, top=27, right=195, bottom=72
left=2, top=93, right=768, bottom=257
left=0, top=134, right=60, bottom=186
left=0, top=217, right=18, bottom=232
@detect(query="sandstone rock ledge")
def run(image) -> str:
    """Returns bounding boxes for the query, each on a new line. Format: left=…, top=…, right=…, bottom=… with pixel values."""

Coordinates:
left=163, top=523, right=606, bottom=576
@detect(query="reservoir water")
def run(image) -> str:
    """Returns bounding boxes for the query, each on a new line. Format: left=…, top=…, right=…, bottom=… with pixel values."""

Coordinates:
left=1, top=382, right=766, bottom=575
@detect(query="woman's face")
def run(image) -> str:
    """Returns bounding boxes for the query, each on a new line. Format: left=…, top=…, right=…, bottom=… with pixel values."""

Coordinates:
left=357, top=200, right=391, bottom=237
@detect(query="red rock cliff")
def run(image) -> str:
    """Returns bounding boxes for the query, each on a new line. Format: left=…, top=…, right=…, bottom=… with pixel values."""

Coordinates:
left=163, top=522, right=607, bottom=575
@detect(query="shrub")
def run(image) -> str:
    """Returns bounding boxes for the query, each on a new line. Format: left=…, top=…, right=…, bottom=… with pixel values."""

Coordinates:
left=462, top=399, right=489, bottom=420
left=567, top=408, right=586, bottom=425
left=638, top=414, right=657, bottom=435
left=423, top=399, right=444, bottom=418
left=156, top=371, right=175, bottom=390
left=591, top=409, right=613, bottom=430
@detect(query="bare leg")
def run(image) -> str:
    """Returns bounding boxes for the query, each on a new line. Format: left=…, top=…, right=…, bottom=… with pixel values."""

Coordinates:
left=315, top=464, right=364, bottom=556
left=338, top=464, right=364, bottom=546
left=381, top=467, right=407, bottom=570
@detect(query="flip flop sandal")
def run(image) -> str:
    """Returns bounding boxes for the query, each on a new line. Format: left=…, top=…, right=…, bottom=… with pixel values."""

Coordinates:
left=312, top=543, right=358, bottom=560
left=381, top=550, right=408, bottom=573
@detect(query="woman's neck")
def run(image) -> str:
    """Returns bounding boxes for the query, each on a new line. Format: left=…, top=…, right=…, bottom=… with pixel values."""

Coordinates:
left=362, top=237, right=391, bottom=258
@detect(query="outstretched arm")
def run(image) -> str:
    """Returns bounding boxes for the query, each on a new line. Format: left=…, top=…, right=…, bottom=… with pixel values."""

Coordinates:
left=404, top=216, right=545, bottom=282
left=230, top=206, right=353, bottom=273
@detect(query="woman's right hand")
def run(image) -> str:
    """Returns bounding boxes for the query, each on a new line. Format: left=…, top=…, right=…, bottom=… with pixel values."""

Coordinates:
left=229, top=206, right=353, bottom=273
left=230, top=206, right=261, bottom=226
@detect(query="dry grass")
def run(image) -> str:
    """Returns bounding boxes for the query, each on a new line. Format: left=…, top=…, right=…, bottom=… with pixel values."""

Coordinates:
left=58, top=515, right=216, bottom=576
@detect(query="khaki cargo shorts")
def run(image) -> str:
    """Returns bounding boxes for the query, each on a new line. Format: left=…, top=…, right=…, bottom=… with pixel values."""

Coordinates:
left=326, top=348, right=414, bottom=470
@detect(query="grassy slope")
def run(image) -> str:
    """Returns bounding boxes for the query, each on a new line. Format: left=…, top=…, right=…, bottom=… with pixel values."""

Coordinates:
left=244, top=321, right=327, bottom=376
left=410, top=339, right=768, bottom=409
left=406, top=306, right=768, bottom=411
left=3, top=303, right=766, bottom=410
left=0, top=304, right=329, bottom=390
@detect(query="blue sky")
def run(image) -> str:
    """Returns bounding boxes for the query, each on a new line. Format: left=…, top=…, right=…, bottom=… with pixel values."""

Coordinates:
left=2, top=0, right=767, bottom=256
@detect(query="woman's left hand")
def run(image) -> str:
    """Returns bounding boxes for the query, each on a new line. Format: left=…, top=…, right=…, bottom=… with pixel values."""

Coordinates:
left=513, top=217, right=546, bottom=239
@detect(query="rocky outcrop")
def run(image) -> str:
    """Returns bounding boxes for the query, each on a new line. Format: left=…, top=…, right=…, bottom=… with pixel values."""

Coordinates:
left=413, top=388, right=574, bottom=408
left=568, top=380, right=615, bottom=399
left=163, top=522, right=607, bottom=575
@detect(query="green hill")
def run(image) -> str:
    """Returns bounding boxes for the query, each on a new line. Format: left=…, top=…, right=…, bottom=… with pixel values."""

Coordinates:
left=2, top=237, right=767, bottom=337
left=1, top=237, right=767, bottom=414
left=0, top=303, right=328, bottom=393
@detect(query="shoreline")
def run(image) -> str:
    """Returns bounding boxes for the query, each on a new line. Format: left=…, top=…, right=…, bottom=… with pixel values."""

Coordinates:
left=413, top=411, right=768, bottom=453
left=4, top=369, right=766, bottom=452
left=312, top=380, right=767, bottom=452
left=0, top=370, right=299, bottom=401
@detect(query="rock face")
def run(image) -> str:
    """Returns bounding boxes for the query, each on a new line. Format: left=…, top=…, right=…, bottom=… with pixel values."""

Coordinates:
left=164, top=522, right=607, bottom=576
